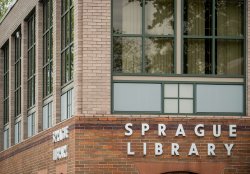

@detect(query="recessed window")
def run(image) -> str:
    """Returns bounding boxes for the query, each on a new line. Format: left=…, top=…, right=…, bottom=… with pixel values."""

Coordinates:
left=27, top=13, right=36, bottom=108
left=43, top=0, right=53, bottom=97
left=112, top=0, right=175, bottom=74
left=61, top=0, right=74, bottom=85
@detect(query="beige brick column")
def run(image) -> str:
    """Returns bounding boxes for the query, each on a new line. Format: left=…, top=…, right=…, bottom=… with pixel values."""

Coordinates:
left=21, top=21, right=28, bottom=140
left=52, top=0, right=62, bottom=125
left=247, top=1, right=250, bottom=116
left=81, top=0, right=111, bottom=115
left=0, top=49, right=4, bottom=150
left=35, top=2, right=43, bottom=133
left=73, top=0, right=83, bottom=115
left=9, top=36, right=15, bottom=146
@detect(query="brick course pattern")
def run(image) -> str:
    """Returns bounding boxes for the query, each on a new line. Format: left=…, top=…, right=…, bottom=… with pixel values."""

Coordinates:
left=0, top=116, right=249, bottom=174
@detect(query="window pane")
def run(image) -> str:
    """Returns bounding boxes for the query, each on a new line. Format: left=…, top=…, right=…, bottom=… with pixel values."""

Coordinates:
left=43, top=105, right=48, bottom=130
left=164, top=99, right=178, bottom=113
left=179, top=99, right=193, bottom=113
left=113, top=0, right=142, bottom=34
left=184, top=0, right=212, bottom=35
left=145, top=0, right=174, bottom=35
left=114, top=83, right=161, bottom=112
left=196, top=84, right=243, bottom=113
left=145, top=38, right=174, bottom=74
left=216, top=39, right=243, bottom=75
left=164, top=84, right=178, bottom=98
left=184, top=39, right=212, bottom=74
left=113, top=37, right=142, bottom=73
left=61, top=93, right=67, bottom=121
left=216, top=0, right=244, bottom=36
left=28, top=115, right=32, bottom=137
left=179, top=84, right=193, bottom=98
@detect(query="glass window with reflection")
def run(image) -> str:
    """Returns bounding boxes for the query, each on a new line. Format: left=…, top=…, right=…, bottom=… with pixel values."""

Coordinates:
left=113, top=0, right=174, bottom=74
left=61, top=0, right=74, bottom=85
left=43, top=0, right=53, bottom=98
left=183, top=0, right=244, bottom=75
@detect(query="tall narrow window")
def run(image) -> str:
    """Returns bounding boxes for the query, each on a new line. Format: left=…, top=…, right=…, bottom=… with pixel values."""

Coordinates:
left=14, top=29, right=21, bottom=117
left=112, top=0, right=175, bottom=74
left=61, top=0, right=74, bottom=85
left=3, top=43, right=9, bottom=125
left=27, top=13, right=36, bottom=108
left=43, top=0, right=53, bottom=97
left=183, top=0, right=244, bottom=75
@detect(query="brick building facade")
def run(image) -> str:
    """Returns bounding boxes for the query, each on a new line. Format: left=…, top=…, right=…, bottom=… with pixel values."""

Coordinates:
left=0, top=0, right=249, bottom=173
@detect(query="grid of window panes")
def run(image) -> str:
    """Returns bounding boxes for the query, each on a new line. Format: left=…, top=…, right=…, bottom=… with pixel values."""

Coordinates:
left=183, top=0, right=244, bottom=75
left=43, top=102, right=52, bottom=130
left=28, top=113, right=35, bottom=137
left=164, top=84, right=194, bottom=114
left=15, top=30, right=21, bottom=117
left=43, top=0, right=53, bottom=97
left=14, top=121, right=21, bottom=144
left=112, top=0, right=175, bottom=74
left=3, top=43, right=9, bottom=125
left=27, top=13, right=36, bottom=108
left=61, top=0, right=74, bottom=85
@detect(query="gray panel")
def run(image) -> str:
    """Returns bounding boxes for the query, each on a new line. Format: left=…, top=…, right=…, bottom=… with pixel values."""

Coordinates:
left=114, top=83, right=161, bottom=112
left=196, top=85, right=243, bottom=113
left=61, top=93, right=67, bottom=121
left=43, top=105, right=48, bottom=130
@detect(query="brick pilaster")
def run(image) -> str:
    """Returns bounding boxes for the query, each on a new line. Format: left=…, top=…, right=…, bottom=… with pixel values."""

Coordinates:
left=9, top=36, right=15, bottom=146
left=52, top=0, right=62, bottom=125
left=73, top=0, right=83, bottom=115
left=81, top=0, right=111, bottom=115
left=21, top=21, right=28, bottom=140
left=35, top=2, right=43, bottom=133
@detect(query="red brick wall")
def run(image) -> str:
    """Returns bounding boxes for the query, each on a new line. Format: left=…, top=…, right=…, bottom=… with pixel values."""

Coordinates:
left=0, top=116, right=249, bottom=174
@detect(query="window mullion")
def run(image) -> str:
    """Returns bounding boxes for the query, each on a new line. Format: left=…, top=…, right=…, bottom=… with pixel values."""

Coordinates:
left=212, top=0, right=216, bottom=74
